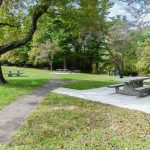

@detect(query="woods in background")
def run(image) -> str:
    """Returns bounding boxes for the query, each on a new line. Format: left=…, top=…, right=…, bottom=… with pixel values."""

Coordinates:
left=0, top=0, right=150, bottom=83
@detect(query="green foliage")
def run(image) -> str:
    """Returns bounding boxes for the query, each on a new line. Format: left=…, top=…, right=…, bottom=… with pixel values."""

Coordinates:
left=136, top=37, right=150, bottom=74
left=1, top=0, right=150, bottom=75
left=0, top=43, right=31, bottom=66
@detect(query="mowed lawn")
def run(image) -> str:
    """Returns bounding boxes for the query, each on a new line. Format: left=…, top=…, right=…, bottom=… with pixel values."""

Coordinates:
left=58, top=73, right=118, bottom=90
left=0, top=66, right=50, bottom=109
left=2, top=93, right=150, bottom=150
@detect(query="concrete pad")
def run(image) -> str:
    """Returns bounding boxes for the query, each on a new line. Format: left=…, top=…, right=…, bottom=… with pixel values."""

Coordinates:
left=52, top=87, right=150, bottom=114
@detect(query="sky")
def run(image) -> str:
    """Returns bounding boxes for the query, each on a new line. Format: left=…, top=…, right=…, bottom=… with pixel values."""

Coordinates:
left=108, top=0, right=132, bottom=20
left=109, top=0, right=150, bottom=23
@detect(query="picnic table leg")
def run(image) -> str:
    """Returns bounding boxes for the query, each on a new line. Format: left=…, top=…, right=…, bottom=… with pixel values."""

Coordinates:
left=133, top=81, right=143, bottom=88
left=138, top=91, right=144, bottom=97
left=122, top=83, right=138, bottom=95
left=115, top=87, right=120, bottom=93
left=8, top=74, right=12, bottom=77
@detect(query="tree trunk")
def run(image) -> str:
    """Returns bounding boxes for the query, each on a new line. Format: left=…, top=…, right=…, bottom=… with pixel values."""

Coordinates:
left=89, top=58, right=93, bottom=73
left=116, top=65, right=124, bottom=78
left=49, top=54, right=53, bottom=71
left=0, top=63, right=7, bottom=84
left=63, top=55, right=67, bottom=69
left=117, top=54, right=124, bottom=78
left=95, top=62, right=99, bottom=74
left=49, top=61, right=53, bottom=71
left=108, top=67, right=111, bottom=76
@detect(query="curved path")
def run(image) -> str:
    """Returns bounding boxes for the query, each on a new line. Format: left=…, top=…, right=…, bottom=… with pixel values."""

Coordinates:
left=0, top=77, right=66, bottom=144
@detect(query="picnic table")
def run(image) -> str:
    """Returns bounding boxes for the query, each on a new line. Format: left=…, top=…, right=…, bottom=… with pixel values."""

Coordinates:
left=56, top=69, right=69, bottom=72
left=108, top=77, right=150, bottom=97
left=7, top=71, right=24, bottom=77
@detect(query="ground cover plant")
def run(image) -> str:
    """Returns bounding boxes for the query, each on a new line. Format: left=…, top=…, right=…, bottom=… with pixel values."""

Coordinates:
left=0, top=66, right=50, bottom=109
left=58, top=73, right=118, bottom=90
left=2, top=93, right=150, bottom=150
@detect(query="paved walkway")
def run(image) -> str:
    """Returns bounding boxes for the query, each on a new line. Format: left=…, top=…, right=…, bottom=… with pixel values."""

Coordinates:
left=53, top=87, right=150, bottom=114
left=0, top=78, right=66, bottom=144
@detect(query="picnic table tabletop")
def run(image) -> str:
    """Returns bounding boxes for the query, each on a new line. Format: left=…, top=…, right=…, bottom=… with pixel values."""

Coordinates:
left=116, top=77, right=150, bottom=83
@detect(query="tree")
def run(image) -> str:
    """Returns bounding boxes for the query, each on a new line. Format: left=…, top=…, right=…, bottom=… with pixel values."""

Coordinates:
left=0, top=43, right=31, bottom=66
left=0, top=0, right=51, bottom=83
left=76, top=0, right=112, bottom=73
left=39, top=41, right=59, bottom=70
left=0, top=0, right=79, bottom=83
left=136, top=32, right=150, bottom=74
left=106, top=17, right=134, bottom=78
left=0, top=0, right=113, bottom=81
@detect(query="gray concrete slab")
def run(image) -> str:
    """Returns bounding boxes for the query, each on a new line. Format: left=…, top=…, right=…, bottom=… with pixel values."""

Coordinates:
left=0, top=79, right=67, bottom=145
left=52, top=87, right=150, bottom=114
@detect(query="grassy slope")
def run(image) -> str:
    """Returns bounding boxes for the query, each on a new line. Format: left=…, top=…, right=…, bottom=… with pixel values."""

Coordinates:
left=0, top=66, right=50, bottom=109
left=59, top=73, right=118, bottom=90
left=2, top=93, right=150, bottom=150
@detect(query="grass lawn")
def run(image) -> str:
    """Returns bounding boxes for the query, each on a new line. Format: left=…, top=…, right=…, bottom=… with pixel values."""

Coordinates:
left=58, top=73, right=118, bottom=90
left=0, top=66, right=50, bottom=109
left=2, top=93, right=150, bottom=150
left=58, top=73, right=150, bottom=90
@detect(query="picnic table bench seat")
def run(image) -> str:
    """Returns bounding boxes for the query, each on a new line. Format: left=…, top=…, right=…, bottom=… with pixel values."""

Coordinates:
left=134, top=86, right=150, bottom=97
left=107, top=84, right=124, bottom=88
left=107, top=84, right=124, bottom=93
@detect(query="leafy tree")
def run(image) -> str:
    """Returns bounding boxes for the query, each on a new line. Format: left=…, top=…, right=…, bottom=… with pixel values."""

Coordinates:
left=106, top=17, right=135, bottom=78
left=39, top=41, right=59, bottom=70
left=0, top=0, right=79, bottom=83
left=136, top=33, right=150, bottom=74
left=0, top=0, right=51, bottom=83
left=0, top=43, right=31, bottom=66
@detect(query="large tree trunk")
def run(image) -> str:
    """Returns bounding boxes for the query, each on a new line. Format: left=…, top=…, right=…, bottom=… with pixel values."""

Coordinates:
left=0, top=63, right=7, bottom=84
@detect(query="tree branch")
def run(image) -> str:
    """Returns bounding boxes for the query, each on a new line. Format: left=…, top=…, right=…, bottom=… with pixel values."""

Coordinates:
left=0, top=4, right=49, bottom=55
left=0, top=22, right=20, bottom=28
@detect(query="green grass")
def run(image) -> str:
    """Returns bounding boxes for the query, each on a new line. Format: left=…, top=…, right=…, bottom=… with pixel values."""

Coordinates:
left=0, top=66, right=50, bottom=109
left=2, top=93, right=150, bottom=150
left=58, top=73, right=117, bottom=90
left=64, top=80, right=117, bottom=90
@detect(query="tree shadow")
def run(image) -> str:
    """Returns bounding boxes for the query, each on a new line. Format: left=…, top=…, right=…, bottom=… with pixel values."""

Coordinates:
left=2, top=78, right=50, bottom=90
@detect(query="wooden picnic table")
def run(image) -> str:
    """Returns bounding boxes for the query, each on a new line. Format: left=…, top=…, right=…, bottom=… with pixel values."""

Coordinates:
left=7, top=71, right=24, bottom=77
left=108, top=77, right=150, bottom=97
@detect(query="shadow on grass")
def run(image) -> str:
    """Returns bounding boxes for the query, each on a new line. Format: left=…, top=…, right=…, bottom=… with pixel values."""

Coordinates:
left=6, top=75, right=29, bottom=78
left=1, top=78, right=50, bottom=90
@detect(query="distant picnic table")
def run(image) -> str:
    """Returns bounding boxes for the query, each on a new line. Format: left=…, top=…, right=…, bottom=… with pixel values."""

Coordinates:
left=108, top=77, right=150, bottom=97
left=7, top=71, right=24, bottom=77
left=56, top=69, right=81, bottom=73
